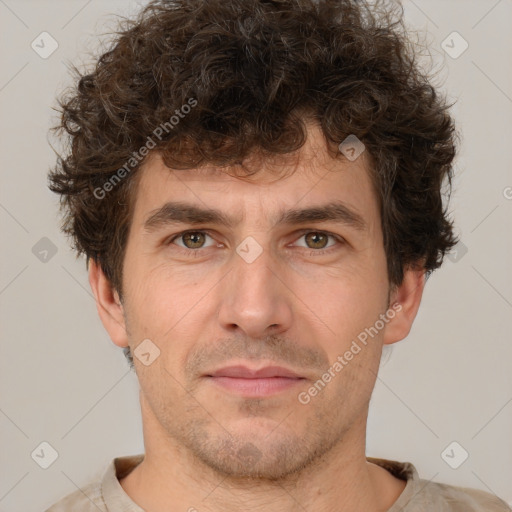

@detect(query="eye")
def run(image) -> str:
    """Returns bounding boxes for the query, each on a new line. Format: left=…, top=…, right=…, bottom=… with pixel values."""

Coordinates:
left=169, top=231, right=217, bottom=250
left=291, top=231, right=343, bottom=254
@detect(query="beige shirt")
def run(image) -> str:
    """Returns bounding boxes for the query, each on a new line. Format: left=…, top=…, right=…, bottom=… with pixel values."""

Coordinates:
left=45, top=454, right=510, bottom=511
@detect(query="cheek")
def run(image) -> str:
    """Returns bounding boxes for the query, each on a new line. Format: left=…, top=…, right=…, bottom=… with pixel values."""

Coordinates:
left=123, top=262, right=213, bottom=370
left=304, top=249, right=386, bottom=305
left=297, top=255, right=388, bottom=355
left=124, top=259, right=202, bottom=321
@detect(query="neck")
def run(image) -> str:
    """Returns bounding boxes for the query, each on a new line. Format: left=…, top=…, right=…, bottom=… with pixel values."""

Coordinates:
left=120, top=399, right=405, bottom=512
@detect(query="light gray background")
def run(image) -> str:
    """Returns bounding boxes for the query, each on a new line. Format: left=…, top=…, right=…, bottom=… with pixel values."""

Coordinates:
left=0, top=1, right=511, bottom=511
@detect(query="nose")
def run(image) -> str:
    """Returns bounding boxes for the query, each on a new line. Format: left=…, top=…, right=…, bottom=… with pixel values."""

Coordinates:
left=217, top=241, right=293, bottom=339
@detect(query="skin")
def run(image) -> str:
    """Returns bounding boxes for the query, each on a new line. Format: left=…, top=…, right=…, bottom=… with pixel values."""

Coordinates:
left=89, top=121, right=426, bottom=512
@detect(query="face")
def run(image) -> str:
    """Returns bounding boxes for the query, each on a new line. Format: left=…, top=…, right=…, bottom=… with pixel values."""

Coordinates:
left=119, top=123, right=395, bottom=479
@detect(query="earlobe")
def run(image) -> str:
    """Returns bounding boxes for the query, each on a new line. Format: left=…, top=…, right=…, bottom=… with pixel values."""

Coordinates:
left=382, top=266, right=427, bottom=346
left=88, top=259, right=129, bottom=349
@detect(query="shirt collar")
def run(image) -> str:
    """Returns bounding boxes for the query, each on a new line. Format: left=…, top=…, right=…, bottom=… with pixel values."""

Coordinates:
left=100, top=454, right=145, bottom=512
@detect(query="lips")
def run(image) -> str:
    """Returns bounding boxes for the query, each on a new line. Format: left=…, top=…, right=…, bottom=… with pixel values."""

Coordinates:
left=205, top=364, right=305, bottom=397
left=207, top=365, right=304, bottom=379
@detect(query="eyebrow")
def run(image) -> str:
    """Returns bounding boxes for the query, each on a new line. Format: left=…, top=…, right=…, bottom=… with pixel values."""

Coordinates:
left=143, top=200, right=367, bottom=233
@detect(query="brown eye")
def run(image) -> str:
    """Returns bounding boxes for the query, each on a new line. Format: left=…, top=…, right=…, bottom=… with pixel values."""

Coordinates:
left=291, top=231, right=343, bottom=254
left=182, top=232, right=205, bottom=248
left=171, top=231, right=214, bottom=250
left=304, top=232, right=330, bottom=249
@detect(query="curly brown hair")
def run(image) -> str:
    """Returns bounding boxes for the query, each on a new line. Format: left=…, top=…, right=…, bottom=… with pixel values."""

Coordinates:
left=49, top=0, right=459, bottom=302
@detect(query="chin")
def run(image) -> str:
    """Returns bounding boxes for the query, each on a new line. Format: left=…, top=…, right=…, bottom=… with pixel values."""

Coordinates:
left=184, top=426, right=324, bottom=481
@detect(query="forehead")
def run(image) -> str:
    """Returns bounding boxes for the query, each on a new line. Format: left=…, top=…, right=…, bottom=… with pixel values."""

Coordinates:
left=131, top=125, right=379, bottom=231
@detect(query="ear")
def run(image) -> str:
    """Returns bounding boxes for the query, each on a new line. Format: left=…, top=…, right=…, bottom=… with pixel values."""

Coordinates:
left=382, top=265, right=427, bottom=345
left=88, top=258, right=129, bottom=349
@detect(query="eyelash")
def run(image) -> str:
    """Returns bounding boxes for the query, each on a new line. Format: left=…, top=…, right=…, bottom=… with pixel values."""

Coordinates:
left=166, top=230, right=345, bottom=257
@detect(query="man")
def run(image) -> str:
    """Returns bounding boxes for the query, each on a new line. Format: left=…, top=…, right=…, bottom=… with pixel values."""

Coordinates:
left=45, top=0, right=510, bottom=510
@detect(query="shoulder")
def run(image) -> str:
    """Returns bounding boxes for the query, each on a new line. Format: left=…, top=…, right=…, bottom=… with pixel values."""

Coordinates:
left=367, top=457, right=510, bottom=512
left=44, top=482, right=106, bottom=512
left=43, top=454, right=143, bottom=512
left=419, top=479, right=511, bottom=511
